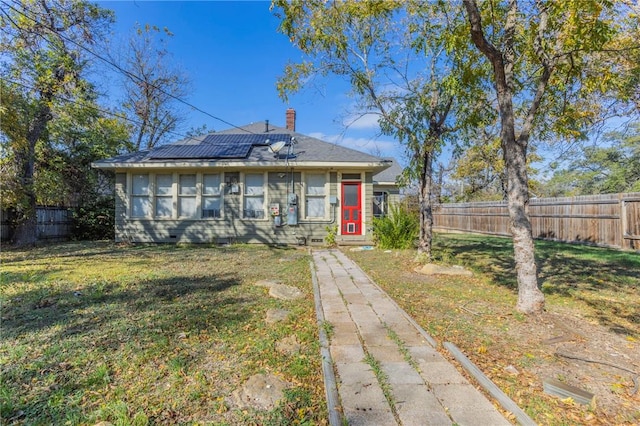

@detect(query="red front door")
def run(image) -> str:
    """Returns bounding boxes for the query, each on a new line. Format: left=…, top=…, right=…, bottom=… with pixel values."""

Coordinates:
left=341, top=182, right=362, bottom=235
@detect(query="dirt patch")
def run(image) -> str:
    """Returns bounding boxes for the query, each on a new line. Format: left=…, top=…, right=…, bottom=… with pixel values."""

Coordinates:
left=519, top=312, right=638, bottom=418
left=414, top=263, right=473, bottom=276
left=452, top=306, right=640, bottom=424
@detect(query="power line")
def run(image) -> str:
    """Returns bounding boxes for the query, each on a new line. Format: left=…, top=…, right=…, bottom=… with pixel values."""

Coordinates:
left=0, top=0, right=256, bottom=135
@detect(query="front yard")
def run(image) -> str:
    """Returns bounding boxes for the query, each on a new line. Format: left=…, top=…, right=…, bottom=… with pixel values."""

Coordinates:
left=346, top=233, right=640, bottom=426
left=1, top=242, right=326, bottom=425
left=2, top=235, right=638, bottom=425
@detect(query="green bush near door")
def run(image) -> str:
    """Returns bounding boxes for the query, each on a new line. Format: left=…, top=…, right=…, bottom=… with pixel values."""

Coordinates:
left=372, top=203, right=418, bottom=249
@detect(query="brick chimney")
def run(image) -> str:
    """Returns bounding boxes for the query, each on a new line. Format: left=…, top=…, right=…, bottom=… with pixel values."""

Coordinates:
left=286, top=108, right=296, bottom=132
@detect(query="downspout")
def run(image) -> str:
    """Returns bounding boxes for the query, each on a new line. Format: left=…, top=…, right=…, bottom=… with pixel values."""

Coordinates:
left=299, top=204, right=337, bottom=225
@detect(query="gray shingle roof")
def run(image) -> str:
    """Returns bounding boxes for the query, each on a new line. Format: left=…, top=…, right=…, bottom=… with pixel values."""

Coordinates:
left=373, top=158, right=403, bottom=184
left=93, top=122, right=392, bottom=167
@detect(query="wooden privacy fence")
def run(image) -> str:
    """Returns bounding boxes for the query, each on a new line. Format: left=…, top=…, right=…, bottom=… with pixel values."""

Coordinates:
left=1, top=207, right=72, bottom=242
left=433, top=192, right=640, bottom=251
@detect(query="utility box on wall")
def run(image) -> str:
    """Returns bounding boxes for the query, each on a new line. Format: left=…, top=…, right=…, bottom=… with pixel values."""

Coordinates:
left=287, top=193, right=298, bottom=225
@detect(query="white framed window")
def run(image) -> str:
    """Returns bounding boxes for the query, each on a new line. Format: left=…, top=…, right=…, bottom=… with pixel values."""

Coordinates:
left=202, top=173, right=222, bottom=218
left=131, top=174, right=151, bottom=218
left=305, top=173, right=326, bottom=218
left=178, top=174, right=197, bottom=218
left=155, top=174, right=173, bottom=218
left=243, top=173, right=265, bottom=219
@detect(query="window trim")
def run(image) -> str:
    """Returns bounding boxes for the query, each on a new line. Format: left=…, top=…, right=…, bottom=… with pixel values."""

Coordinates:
left=154, top=173, right=174, bottom=218
left=242, top=171, right=267, bottom=220
left=130, top=173, right=151, bottom=218
left=202, top=172, right=223, bottom=219
left=302, top=171, right=329, bottom=220
left=177, top=173, right=198, bottom=219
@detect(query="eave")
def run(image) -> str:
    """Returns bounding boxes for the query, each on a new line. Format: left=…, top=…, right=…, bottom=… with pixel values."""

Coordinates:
left=91, top=160, right=390, bottom=172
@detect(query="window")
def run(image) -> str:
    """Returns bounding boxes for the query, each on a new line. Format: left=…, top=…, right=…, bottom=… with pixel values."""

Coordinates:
left=342, top=173, right=361, bottom=180
left=155, top=174, right=173, bottom=217
left=202, top=174, right=221, bottom=218
left=131, top=174, right=151, bottom=217
left=373, top=191, right=388, bottom=217
left=306, top=173, right=326, bottom=218
left=244, top=173, right=265, bottom=218
left=178, top=174, right=197, bottom=218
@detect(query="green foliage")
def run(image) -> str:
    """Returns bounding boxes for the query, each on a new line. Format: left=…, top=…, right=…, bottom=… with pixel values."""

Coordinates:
left=0, top=0, right=115, bottom=244
left=543, top=123, right=640, bottom=196
left=272, top=0, right=488, bottom=257
left=451, top=134, right=543, bottom=202
left=325, top=225, right=338, bottom=247
left=372, top=203, right=418, bottom=249
left=72, top=196, right=115, bottom=240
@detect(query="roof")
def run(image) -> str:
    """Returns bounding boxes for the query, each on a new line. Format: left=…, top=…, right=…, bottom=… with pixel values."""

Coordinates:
left=373, top=157, right=403, bottom=185
left=93, top=122, right=393, bottom=172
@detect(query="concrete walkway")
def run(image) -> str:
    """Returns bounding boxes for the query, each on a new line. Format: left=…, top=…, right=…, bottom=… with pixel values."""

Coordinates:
left=312, top=249, right=511, bottom=426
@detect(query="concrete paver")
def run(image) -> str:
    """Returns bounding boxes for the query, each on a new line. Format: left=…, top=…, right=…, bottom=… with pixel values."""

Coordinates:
left=313, top=249, right=511, bottom=426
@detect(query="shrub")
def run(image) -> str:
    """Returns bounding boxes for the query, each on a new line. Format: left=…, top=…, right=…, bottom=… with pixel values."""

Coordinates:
left=372, top=203, right=418, bottom=249
left=72, top=196, right=114, bottom=240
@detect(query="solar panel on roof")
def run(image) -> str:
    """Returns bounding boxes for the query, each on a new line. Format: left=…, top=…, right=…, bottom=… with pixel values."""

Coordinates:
left=147, top=143, right=252, bottom=159
left=203, top=133, right=290, bottom=146
left=146, top=133, right=292, bottom=160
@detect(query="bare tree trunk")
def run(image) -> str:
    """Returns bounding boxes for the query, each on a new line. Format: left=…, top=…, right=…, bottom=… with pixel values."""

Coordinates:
left=12, top=101, right=51, bottom=246
left=503, top=133, right=545, bottom=314
left=464, top=0, right=544, bottom=314
left=417, top=150, right=434, bottom=259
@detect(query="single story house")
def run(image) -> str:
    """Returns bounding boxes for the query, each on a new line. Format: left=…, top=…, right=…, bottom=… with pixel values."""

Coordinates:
left=92, top=109, right=401, bottom=245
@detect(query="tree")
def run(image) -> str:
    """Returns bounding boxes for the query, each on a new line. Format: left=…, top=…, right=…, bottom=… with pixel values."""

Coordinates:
left=461, top=0, right=622, bottom=313
left=450, top=128, right=543, bottom=202
left=30, top=98, right=129, bottom=205
left=273, top=0, right=486, bottom=259
left=543, top=123, right=640, bottom=196
left=118, top=23, right=189, bottom=151
left=0, top=0, right=113, bottom=245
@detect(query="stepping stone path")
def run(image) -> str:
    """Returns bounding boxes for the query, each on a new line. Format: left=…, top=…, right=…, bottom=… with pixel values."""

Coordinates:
left=269, top=284, right=303, bottom=300
left=230, top=280, right=303, bottom=412
left=314, top=249, right=512, bottom=426
left=254, top=279, right=304, bottom=300
left=228, top=373, right=290, bottom=410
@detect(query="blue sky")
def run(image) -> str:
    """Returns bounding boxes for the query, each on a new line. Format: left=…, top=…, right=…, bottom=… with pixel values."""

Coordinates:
left=97, top=1, right=402, bottom=162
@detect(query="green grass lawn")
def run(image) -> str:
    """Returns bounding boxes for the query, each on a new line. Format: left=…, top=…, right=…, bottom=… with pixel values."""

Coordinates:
left=1, top=242, right=327, bottom=425
left=431, top=233, right=640, bottom=336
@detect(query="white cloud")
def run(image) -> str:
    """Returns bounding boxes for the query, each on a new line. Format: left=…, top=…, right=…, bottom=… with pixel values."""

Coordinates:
left=308, top=132, right=401, bottom=159
left=343, top=113, right=381, bottom=130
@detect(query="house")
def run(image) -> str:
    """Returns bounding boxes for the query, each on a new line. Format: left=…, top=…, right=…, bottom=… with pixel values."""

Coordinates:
left=92, top=109, right=401, bottom=245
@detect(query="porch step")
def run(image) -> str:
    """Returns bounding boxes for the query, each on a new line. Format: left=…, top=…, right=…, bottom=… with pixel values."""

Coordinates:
left=336, top=239, right=373, bottom=247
